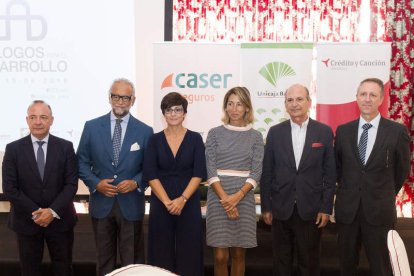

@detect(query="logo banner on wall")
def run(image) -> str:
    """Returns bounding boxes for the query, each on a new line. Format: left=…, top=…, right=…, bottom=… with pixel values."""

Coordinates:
left=240, top=43, right=313, bottom=139
left=316, top=43, right=391, bottom=132
left=153, top=43, right=240, bottom=140
left=0, top=0, right=136, bottom=151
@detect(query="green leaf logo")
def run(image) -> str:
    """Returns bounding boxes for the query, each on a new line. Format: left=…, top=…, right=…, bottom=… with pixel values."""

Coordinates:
left=264, top=118, right=274, bottom=125
left=259, top=62, right=296, bottom=87
left=271, top=108, right=281, bottom=114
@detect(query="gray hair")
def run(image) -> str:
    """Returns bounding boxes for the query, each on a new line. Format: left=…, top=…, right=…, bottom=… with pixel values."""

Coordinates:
left=108, top=78, right=135, bottom=96
left=27, top=100, right=53, bottom=115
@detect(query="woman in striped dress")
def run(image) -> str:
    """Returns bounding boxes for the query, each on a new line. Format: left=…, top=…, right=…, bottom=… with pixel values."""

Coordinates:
left=205, top=87, right=264, bottom=276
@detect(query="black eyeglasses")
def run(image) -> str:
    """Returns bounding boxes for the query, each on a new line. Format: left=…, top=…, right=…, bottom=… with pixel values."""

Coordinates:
left=165, top=107, right=184, bottom=114
left=111, top=94, right=132, bottom=102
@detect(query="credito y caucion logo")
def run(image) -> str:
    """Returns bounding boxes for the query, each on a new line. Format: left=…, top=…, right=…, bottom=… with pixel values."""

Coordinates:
left=160, top=72, right=233, bottom=104
left=321, top=57, right=386, bottom=70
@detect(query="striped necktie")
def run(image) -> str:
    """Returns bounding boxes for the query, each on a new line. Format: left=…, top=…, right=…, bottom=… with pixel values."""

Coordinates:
left=358, top=123, right=372, bottom=165
left=112, top=119, right=122, bottom=166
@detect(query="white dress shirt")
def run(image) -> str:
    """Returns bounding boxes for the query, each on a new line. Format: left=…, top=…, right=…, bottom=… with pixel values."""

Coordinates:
left=30, top=134, right=60, bottom=219
left=31, top=134, right=49, bottom=161
left=110, top=112, right=130, bottom=145
left=290, top=117, right=309, bottom=170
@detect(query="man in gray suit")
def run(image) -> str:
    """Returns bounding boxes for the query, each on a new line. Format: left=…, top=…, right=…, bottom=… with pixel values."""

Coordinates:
left=261, top=84, right=336, bottom=275
left=335, top=78, right=410, bottom=276
left=77, top=78, right=153, bottom=276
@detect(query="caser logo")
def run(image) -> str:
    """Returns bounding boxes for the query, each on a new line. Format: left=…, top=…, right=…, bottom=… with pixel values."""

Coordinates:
left=259, top=62, right=296, bottom=87
left=161, top=72, right=232, bottom=89
left=0, top=0, right=48, bottom=41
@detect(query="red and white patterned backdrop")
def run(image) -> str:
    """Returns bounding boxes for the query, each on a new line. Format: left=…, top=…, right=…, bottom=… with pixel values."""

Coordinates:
left=173, top=0, right=414, bottom=216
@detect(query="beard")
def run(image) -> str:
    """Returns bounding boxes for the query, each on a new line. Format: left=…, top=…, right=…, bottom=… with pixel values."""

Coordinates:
left=112, top=106, right=130, bottom=118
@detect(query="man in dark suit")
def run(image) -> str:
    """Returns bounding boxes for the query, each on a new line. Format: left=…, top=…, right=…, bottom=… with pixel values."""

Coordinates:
left=335, top=78, right=410, bottom=276
left=2, top=100, right=78, bottom=276
left=261, top=84, right=336, bottom=276
left=77, top=78, right=153, bottom=276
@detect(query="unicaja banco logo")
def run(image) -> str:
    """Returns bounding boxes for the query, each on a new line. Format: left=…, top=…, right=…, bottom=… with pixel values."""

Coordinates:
left=259, top=62, right=296, bottom=87
left=161, top=72, right=232, bottom=89
left=0, top=0, right=47, bottom=41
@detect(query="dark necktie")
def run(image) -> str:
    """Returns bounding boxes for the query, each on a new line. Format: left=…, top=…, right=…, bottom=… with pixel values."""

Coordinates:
left=358, top=123, right=373, bottom=165
left=112, top=119, right=122, bottom=166
left=36, top=141, right=45, bottom=179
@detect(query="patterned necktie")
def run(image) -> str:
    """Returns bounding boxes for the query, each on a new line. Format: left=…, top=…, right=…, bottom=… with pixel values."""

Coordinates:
left=36, top=141, right=45, bottom=179
left=358, top=123, right=373, bottom=165
left=112, top=119, right=122, bottom=166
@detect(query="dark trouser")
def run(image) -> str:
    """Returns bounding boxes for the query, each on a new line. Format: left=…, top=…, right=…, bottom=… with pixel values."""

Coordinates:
left=17, top=229, right=74, bottom=276
left=92, top=200, right=144, bottom=276
left=272, top=206, right=322, bottom=276
left=148, top=195, right=204, bottom=276
left=337, top=204, right=393, bottom=276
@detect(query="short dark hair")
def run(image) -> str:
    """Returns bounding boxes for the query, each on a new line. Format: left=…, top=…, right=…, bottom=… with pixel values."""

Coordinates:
left=358, top=78, right=384, bottom=96
left=160, top=92, right=188, bottom=115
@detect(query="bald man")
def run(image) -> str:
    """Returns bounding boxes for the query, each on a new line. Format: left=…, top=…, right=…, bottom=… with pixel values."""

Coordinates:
left=261, top=84, right=336, bottom=275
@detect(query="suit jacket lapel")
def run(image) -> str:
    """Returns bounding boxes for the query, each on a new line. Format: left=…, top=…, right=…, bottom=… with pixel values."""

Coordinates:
left=100, top=113, right=113, bottom=160
left=350, top=119, right=363, bottom=166
left=22, top=136, right=41, bottom=180
left=43, top=135, right=57, bottom=184
left=365, top=117, right=386, bottom=166
left=282, top=121, right=296, bottom=170
left=118, top=115, right=136, bottom=164
left=298, top=119, right=315, bottom=170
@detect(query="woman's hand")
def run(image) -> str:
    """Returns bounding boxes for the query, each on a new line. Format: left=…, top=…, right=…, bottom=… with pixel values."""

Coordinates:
left=166, top=196, right=186, bottom=216
left=226, top=207, right=239, bottom=220
left=220, top=191, right=243, bottom=212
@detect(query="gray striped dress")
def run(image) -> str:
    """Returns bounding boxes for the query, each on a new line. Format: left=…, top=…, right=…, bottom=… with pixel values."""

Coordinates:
left=205, top=124, right=264, bottom=248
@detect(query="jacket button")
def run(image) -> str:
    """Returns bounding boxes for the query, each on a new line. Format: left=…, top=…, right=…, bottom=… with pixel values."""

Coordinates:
left=114, top=175, right=118, bottom=179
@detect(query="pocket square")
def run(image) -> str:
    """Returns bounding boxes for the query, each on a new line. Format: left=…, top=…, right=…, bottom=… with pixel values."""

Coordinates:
left=130, top=142, right=140, bottom=151
left=312, top=142, right=324, bottom=148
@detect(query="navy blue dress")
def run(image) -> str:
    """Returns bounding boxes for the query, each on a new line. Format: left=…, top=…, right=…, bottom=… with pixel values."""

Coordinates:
left=143, top=129, right=206, bottom=276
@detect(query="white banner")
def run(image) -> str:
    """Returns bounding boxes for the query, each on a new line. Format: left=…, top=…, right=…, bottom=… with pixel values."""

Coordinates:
left=316, top=43, right=391, bottom=132
left=240, top=43, right=313, bottom=139
left=153, top=43, right=240, bottom=140
left=0, top=0, right=136, bottom=151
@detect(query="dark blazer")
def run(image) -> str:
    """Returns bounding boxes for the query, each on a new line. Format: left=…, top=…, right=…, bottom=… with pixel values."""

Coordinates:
left=261, top=118, right=336, bottom=221
left=334, top=117, right=410, bottom=226
left=2, top=135, right=78, bottom=235
left=77, top=112, right=153, bottom=221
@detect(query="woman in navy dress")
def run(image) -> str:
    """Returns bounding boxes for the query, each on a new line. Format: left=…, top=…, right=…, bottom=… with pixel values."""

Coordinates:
left=143, top=92, right=206, bottom=276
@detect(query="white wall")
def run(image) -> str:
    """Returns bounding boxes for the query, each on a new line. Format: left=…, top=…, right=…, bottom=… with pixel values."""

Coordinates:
left=0, top=1, right=165, bottom=195
left=134, top=1, right=165, bottom=126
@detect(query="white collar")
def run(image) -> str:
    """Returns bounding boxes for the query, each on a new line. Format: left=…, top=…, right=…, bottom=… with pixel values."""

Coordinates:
left=223, top=124, right=252, bottom=131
